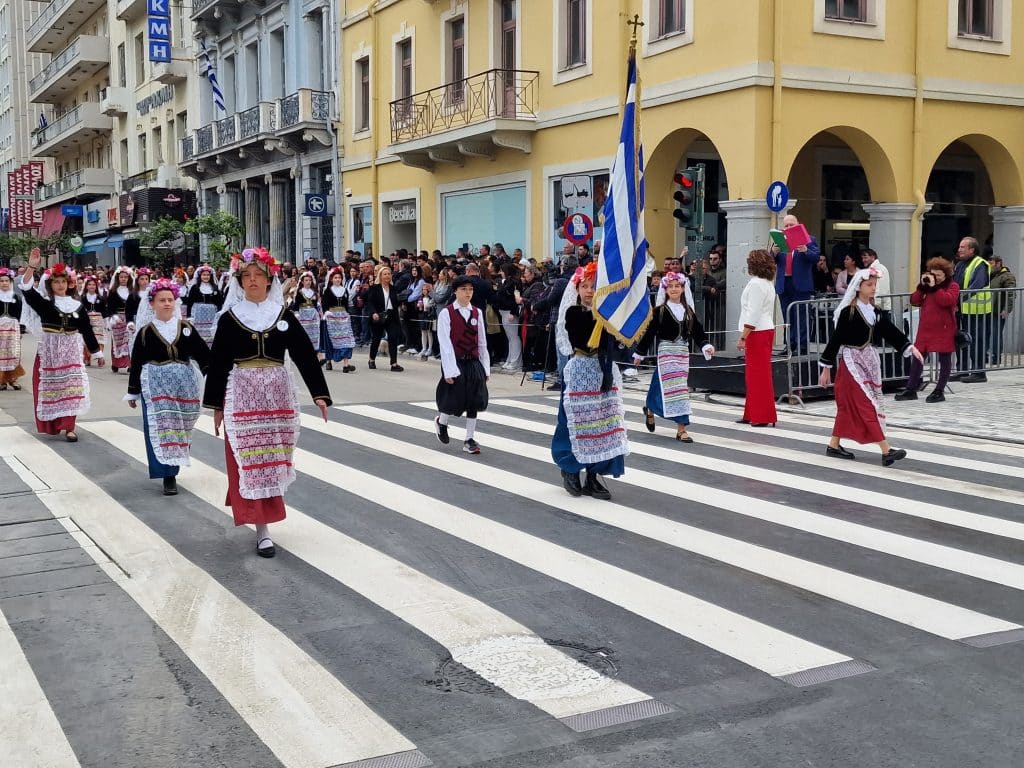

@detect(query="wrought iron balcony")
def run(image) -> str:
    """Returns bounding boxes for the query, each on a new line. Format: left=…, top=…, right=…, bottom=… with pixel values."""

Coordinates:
left=28, top=0, right=108, bottom=53
left=179, top=100, right=281, bottom=173
left=31, top=103, right=113, bottom=157
left=239, top=103, right=277, bottom=140
left=388, top=69, right=538, bottom=171
left=35, top=168, right=115, bottom=206
left=29, top=36, right=110, bottom=104
left=180, top=135, right=195, bottom=164
left=279, top=89, right=332, bottom=130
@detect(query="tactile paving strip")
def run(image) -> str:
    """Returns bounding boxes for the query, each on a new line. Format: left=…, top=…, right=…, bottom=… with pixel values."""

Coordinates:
left=560, top=698, right=674, bottom=732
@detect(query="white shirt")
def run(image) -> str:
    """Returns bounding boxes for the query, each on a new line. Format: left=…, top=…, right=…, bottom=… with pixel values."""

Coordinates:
left=738, top=277, right=776, bottom=331
left=437, top=302, right=491, bottom=380
left=868, top=259, right=891, bottom=310
left=199, top=283, right=214, bottom=295
left=116, top=286, right=130, bottom=300
left=0, top=289, right=14, bottom=303
left=152, top=317, right=180, bottom=344
left=856, top=301, right=877, bottom=326
left=232, top=299, right=283, bottom=332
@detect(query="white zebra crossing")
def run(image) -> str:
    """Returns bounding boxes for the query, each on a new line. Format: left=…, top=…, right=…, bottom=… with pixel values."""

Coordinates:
left=83, top=419, right=665, bottom=729
left=333, top=405, right=1020, bottom=643
left=3, top=426, right=423, bottom=768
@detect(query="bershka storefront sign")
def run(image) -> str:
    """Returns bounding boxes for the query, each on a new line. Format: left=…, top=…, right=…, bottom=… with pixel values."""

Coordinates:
left=387, top=201, right=416, bottom=223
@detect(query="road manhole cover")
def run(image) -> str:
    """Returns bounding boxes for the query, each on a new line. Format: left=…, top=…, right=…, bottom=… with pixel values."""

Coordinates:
left=428, top=636, right=618, bottom=698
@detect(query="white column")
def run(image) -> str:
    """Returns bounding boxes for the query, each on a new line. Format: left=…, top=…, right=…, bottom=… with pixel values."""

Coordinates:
left=244, top=183, right=262, bottom=247
left=862, top=203, right=925, bottom=294
left=720, top=199, right=779, bottom=350
left=269, top=179, right=288, bottom=261
left=990, top=205, right=1024, bottom=283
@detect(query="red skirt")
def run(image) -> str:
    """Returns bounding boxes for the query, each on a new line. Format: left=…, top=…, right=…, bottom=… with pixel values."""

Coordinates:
left=832, top=360, right=885, bottom=444
left=32, top=356, right=76, bottom=435
left=742, top=329, right=778, bottom=424
left=224, top=432, right=286, bottom=526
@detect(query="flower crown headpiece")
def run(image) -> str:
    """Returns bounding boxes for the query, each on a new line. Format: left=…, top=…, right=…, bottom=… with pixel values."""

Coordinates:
left=660, top=271, right=689, bottom=289
left=44, top=263, right=76, bottom=282
left=148, top=278, right=180, bottom=302
left=136, top=267, right=153, bottom=277
left=195, top=264, right=214, bottom=276
left=230, top=247, right=280, bottom=277
left=571, top=262, right=598, bottom=286
left=0, top=267, right=12, bottom=279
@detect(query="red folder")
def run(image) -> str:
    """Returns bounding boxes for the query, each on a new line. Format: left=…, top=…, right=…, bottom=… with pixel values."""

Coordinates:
left=784, top=224, right=811, bottom=251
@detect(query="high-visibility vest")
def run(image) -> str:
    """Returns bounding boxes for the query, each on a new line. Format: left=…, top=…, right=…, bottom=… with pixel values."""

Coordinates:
left=961, top=256, right=992, bottom=315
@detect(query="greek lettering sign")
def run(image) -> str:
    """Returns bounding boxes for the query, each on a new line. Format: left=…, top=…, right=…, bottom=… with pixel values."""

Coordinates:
left=147, top=0, right=171, bottom=63
left=137, top=85, right=175, bottom=115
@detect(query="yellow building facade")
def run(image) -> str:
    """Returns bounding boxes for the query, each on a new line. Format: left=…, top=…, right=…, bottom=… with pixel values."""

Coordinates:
left=338, top=0, right=1024, bottom=325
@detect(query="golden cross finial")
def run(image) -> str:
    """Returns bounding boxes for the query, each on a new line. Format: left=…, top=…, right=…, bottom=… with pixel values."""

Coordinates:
left=627, top=13, right=644, bottom=45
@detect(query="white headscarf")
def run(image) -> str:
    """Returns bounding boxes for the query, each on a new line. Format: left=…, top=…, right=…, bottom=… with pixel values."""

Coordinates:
left=655, top=271, right=695, bottom=311
left=833, top=267, right=881, bottom=325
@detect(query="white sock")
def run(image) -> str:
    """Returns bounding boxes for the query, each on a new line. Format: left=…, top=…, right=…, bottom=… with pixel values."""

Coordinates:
left=255, top=523, right=272, bottom=544
left=438, top=413, right=450, bottom=426
left=465, top=418, right=477, bottom=440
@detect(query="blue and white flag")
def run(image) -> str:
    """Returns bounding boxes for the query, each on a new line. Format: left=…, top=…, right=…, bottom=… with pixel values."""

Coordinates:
left=592, top=52, right=652, bottom=346
left=200, top=38, right=227, bottom=114
left=37, top=112, right=48, bottom=131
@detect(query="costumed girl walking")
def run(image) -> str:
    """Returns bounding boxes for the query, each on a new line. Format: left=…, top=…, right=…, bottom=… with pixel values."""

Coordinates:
left=551, top=263, right=629, bottom=500
left=126, top=267, right=153, bottom=343
left=819, top=267, right=923, bottom=466
left=203, top=248, right=331, bottom=558
left=184, top=265, right=223, bottom=345
left=80, top=275, right=106, bottom=367
left=125, top=278, right=211, bottom=496
left=0, top=267, right=25, bottom=390
left=19, top=249, right=103, bottom=441
left=106, top=266, right=133, bottom=372
left=434, top=275, right=490, bottom=455
left=633, top=271, right=715, bottom=442
left=321, top=266, right=356, bottom=372
left=291, top=270, right=323, bottom=363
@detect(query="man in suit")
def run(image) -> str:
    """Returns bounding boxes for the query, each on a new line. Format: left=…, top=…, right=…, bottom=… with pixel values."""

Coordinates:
left=772, top=213, right=820, bottom=355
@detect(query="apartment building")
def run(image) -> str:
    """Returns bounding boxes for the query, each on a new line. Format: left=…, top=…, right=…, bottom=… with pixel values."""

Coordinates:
left=339, top=0, right=1024, bottom=330
left=180, top=0, right=339, bottom=264
left=0, top=0, right=52, bottom=217
left=27, top=0, right=115, bottom=258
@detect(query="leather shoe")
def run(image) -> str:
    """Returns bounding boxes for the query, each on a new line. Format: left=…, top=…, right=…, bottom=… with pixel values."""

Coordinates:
left=894, top=390, right=918, bottom=401
left=825, top=445, right=855, bottom=460
left=882, top=448, right=907, bottom=467
left=162, top=477, right=178, bottom=496
left=643, top=407, right=656, bottom=433
left=561, top=470, right=583, bottom=497
left=256, top=538, right=276, bottom=558
left=735, top=418, right=750, bottom=424
left=585, top=472, right=611, bottom=500
left=960, top=373, right=987, bottom=383
left=926, top=390, right=946, bottom=403
left=749, top=422, right=775, bottom=428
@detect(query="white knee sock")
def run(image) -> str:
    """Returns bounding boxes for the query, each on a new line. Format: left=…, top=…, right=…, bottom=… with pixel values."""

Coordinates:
left=465, top=418, right=477, bottom=440
left=438, top=413, right=450, bottom=426
left=255, top=523, right=272, bottom=543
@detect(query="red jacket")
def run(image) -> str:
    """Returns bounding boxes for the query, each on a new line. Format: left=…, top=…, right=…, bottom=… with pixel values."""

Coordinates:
left=911, top=280, right=959, bottom=353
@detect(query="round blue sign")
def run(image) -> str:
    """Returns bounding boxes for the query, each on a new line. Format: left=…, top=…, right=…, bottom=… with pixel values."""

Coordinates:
left=766, top=181, right=789, bottom=213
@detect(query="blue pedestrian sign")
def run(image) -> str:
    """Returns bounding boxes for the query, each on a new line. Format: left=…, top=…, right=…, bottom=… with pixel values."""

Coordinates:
left=303, top=193, right=329, bottom=217
left=766, top=181, right=789, bottom=213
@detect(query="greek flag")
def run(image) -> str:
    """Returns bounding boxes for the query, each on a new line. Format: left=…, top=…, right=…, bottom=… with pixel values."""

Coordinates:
left=200, top=38, right=227, bottom=114
left=37, top=112, right=48, bottom=130
left=591, top=52, right=652, bottom=346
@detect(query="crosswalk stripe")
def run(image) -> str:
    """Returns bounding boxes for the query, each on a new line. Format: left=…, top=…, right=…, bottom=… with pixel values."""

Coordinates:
left=613, top=392, right=1024, bottom=476
left=0, top=605, right=81, bottom=768
left=83, top=419, right=664, bottom=729
left=340, top=404, right=1019, bottom=642
left=189, top=419, right=860, bottom=683
left=396, top=403, right=1024, bottom=593
left=489, top=398, right=1024, bottom=512
left=5, top=426, right=423, bottom=768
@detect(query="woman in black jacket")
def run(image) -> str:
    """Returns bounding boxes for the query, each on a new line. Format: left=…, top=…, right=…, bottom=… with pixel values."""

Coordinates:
left=495, top=262, right=522, bottom=371
left=364, top=266, right=404, bottom=371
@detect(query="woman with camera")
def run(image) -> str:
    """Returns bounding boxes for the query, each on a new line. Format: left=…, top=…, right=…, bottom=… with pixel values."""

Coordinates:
left=895, top=257, right=959, bottom=403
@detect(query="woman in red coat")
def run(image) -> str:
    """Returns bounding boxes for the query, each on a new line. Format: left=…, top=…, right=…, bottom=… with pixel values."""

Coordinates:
left=895, top=257, right=959, bottom=403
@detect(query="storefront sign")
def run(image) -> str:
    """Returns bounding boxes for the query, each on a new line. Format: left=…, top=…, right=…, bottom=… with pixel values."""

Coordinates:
left=147, top=0, right=171, bottom=63
left=163, top=192, right=182, bottom=205
left=137, top=85, right=175, bottom=115
left=387, top=201, right=417, bottom=223
left=7, top=162, right=43, bottom=231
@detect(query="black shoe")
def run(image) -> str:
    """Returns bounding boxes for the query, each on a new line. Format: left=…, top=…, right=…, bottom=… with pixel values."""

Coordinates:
left=326, top=361, right=333, bottom=371
left=391, top=364, right=404, bottom=372
left=882, top=448, right=907, bottom=467
left=749, top=422, right=775, bottom=428
left=547, top=383, right=563, bottom=391
left=463, top=439, right=481, bottom=455
left=111, top=366, right=118, bottom=373
left=960, top=373, right=987, bottom=383
left=434, top=416, right=449, bottom=444
left=256, top=538, right=276, bottom=558
left=926, top=390, right=946, bottom=403
left=162, top=476, right=178, bottom=496
left=642, top=407, right=655, bottom=433
left=343, top=365, right=356, bottom=373
left=585, top=472, right=611, bottom=500
left=561, top=470, right=583, bottom=497
left=894, top=390, right=918, bottom=401
left=735, top=418, right=751, bottom=424
left=368, top=360, right=376, bottom=369
left=825, top=445, right=856, bottom=460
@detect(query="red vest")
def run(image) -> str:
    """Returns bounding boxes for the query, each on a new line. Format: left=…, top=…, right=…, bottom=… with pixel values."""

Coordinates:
left=447, top=304, right=480, bottom=359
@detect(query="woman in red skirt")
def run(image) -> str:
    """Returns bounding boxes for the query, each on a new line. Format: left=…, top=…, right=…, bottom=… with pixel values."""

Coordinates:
left=203, top=248, right=330, bottom=558
left=819, top=268, right=923, bottom=466
left=736, top=249, right=779, bottom=427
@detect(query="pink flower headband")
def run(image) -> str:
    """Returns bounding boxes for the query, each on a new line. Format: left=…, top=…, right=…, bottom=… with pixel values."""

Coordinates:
left=147, top=278, right=180, bottom=301
left=571, top=262, right=598, bottom=286
left=0, top=268, right=12, bottom=279
left=660, top=271, right=689, bottom=289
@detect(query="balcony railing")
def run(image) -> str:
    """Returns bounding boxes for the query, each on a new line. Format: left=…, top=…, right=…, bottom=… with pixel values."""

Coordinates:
left=181, top=135, right=195, bottom=162
left=390, top=69, right=539, bottom=144
left=239, top=102, right=277, bottom=139
left=121, top=169, right=156, bottom=193
left=32, top=104, right=98, bottom=149
left=216, top=115, right=236, bottom=145
left=197, top=124, right=214, bottom=154
left=28, top=35, right=109, bottom=100
left=35, top=168, right=114, bottom=203
left=280, top=89, right=331, bottom=129
left=27, top=0, right=106, bottom=51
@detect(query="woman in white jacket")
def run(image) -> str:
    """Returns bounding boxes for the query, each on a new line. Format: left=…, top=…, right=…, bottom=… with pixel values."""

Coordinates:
left=736, top=249, right=778, bottom=427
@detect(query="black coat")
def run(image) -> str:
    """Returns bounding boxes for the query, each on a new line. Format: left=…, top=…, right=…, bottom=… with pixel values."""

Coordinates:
left=0, top=293, right=22, bottom=321
left=820, top=305, right=911, bottom=368
left=635, top=303, right=708, bottom=353
left=127, top=320, right=211, bottom=397
left=80, top=293, right=106, bottom=316
left=364, top=284, right=402, bottom=327
left=21, top=288, right=101, bottom=354
left=321, top=286, right=350, bottom=313
left=185, top=284, right=223, bottom=312
left=105, top=289, right=130, bottom=317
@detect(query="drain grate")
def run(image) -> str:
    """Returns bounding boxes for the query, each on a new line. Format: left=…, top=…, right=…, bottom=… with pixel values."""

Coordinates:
left=780, top=658, right=877, bottom=688
left=961, top=628, right=1024, bottom=648
left=560, top=698, right=674, bottom=732
left=332, top=749, right=432, bottom=768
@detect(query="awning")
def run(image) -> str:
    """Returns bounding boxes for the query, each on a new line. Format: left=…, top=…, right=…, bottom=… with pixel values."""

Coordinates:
left=81, top=237, right=107, bottom=252
left=105, top=234, right=125, bottom=248
left=38, top=208, right=65, bottom=238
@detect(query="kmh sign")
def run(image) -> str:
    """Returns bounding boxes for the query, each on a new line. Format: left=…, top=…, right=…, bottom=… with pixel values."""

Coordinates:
left=147, top=0, right=171, bottom=63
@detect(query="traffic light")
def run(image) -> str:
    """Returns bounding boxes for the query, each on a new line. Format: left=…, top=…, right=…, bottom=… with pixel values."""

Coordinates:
left=672, top=165, right=705, bottom=233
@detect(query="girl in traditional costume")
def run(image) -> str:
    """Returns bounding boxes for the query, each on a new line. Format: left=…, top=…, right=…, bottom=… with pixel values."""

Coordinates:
left=19, top=250, right=102, bottom=441
left=434, top=275, right=490, bottom=455
left=291, top=270, right=323, bottom=360
left=818, top=267, right=923, bottom=466
left=184, top=265, right=223, bottom=345
left=551, top=263, right=629, bottom=500
left=80, top=275, right=106, bottom=368
left=125, top=279, right=211, bottom=496
left=106, top=266, right=133, bottom=372
left=321, top=266, right=356, bottom=372
left=126, top=267, right=153, bottom=346
left=633, top=272, right=715, bottom=442
left=0, top=268, right=25, bottom=390
left=203, top=248, right=331, bottom=558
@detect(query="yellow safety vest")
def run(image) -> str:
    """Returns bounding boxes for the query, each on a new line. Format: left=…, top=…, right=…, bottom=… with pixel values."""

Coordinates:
left=961, top=256, right=992, bottom=315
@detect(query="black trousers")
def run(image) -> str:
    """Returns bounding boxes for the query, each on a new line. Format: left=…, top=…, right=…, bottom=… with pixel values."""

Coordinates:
left=369, top=321, right=401, bottom=364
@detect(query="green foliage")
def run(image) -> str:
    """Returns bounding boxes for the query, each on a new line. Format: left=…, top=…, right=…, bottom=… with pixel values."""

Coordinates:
left=138, top=217, right=185, bottom=273
left=0, top=232, right=58, bottom=266
left=183, top=211, right=244, bottom=269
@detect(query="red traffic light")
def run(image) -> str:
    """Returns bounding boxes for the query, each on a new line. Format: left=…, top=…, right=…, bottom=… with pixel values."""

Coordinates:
left=673, top=172, right=694, bottom=188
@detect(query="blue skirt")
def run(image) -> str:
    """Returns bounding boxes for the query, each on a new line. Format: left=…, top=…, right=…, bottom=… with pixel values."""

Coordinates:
left=322, top=319, right=354, bottom=362
left=551, top=391, right=626, bottom=477
left=141, top=397, right=178, bottom=480
left=645, top=372, right=689, bottom=426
